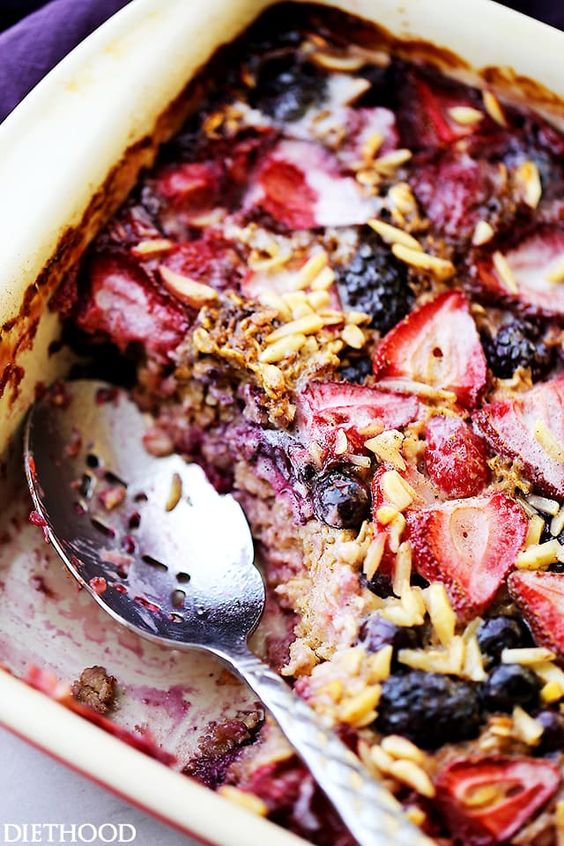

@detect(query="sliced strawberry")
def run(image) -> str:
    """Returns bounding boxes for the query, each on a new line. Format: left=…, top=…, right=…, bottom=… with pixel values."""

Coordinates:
left=508, top=571, right=564, bottom=660
left=473, top=226, right=564, bottom=318
left=247, top=140, right=376, bottom=229
left=425, top=416, right=490, bottom=498
left=410, top=152, right=510, bottom=244
left=372, top=291, right=487, bottom=408
left=156, top=161, right=223, bottom=212
left=298, top=382, right=421, bottom=448
left=435, top=756, right=561, bottom=846
left=76, top=252, right=188, bottom=360
left=407, top=492, right=528, bottom=617
left=160, top=236, right=243, bottom=291
left=398, top=73, right=489, bottom=149
left=473, top=376, right=564, bottom=498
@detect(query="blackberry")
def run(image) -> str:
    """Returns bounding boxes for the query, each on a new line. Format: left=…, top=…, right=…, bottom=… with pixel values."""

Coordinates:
left=362, top=571, right=395, bottom=598
left=337, top=237, right=412, bottom=334
left=483, top=320, right=553, bottom=382
left=536, top=711, right=564, bottom=754
left=376, top=671, right=481, bottom=749
left=312, top=469, right=370, bottom=530
left=481, top=664, right=540, bottom=713
left=359, top=613, right=422, bottom=655
left=339, top=355, right=373, bottom=384
left=477, top=616, right=530, bottom=663
left=250, top=55, right=327, bottom=122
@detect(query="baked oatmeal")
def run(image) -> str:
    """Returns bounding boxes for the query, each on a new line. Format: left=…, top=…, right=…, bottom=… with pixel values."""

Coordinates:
left=47, top=4, right=564, bottom=844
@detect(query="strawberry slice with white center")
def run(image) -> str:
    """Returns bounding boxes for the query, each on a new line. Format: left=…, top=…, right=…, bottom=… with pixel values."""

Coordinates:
left=473, top=227, right=564, bottom=318
left=473, top=376, right=564, bottom=498
left=508, top=571, right=564, bottom=660
left=407, top=492, right=528, bottom=617
left=435, top=756, right=561, bottom=846
left=425, top=416, right=490, bottom=498
left=245, top=140, right=377, bottom=229
left=76, top=252, right=189, bottom=360
left=372, top=291, right=487, bottom=408
left=297, top=382, right=421, bottom=450
left=398, top=74, right=489, bottom=150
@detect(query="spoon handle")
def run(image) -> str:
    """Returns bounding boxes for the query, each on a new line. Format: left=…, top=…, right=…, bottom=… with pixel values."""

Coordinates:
left=228, top=647, right=435, bottom=846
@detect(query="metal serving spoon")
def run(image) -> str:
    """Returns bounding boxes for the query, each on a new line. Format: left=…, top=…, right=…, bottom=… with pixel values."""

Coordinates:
left=24, top=380, right=433, bottom=846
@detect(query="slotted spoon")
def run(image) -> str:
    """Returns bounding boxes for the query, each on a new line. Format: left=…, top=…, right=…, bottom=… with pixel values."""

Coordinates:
left=24, top=379, right=433, bottom=846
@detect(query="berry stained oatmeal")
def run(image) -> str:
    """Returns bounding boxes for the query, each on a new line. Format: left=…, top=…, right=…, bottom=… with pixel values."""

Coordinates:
left=50, top=4, right=564, bottom=844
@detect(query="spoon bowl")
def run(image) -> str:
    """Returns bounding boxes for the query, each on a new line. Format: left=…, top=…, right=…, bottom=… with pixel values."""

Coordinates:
left=24, top=379, right=433, bottom=846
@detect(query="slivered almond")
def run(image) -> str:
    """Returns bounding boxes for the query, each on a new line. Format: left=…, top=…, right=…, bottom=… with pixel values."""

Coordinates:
left=388, top=182, right=417, bottom=215
left=391, top=244, right=455, bottom=280
left=381, top=470, right=416, bottom=510
left=463, top=636, right=487, bottom=682
left=373, top=149, right=412, bottom=174
left=483, top=90, right=507, bottom=126
left=512, top=706, right=543, bottom=745
left=363, top=534, right=387, bottom=580
left=502, top=647, right=556, bottom=665
left=533, top=419, right=564, bottom=463
left=165, top=473, right=182, bottom=512
left=472, top=220, right=494, bottom=246
left=492, top=251, right=518, bottom=293
left=296, top=251, right=328, bottom=289
left=541, top=681, right=562, bottom=704
left=388, top=759, right=435, bottom=798
left=367, top=219, right=422, bottom=251
left=515, top=539, right=561, bottom=570
left=381, top=735, right=425, bottom=766
left=526, top=493, right=560, bottom=516
left=514, top=160, right=542, bottom=209
left=546, top=256, right=564, bottom=283
left=366, top=645, right=393, bottom=683
left=424, top=582, right=456, bottom=647
left=448, top=106, right=484, bottom=126
left=393, top=541, right=412, bottom=596
left=526, top=514, right=546, bottom=547
left=258, top=334, right=306, bottom=363
left=550, top=508, right=564, bottom=538
left=362, top=132, right=384, bottom=161
left=311, top=50, right=365, bottom=72
left=218, top=786, right=268, bottom=817
left=266, top=314, right=323, bottom=343
left=341, top=324, right=366, bottom=349
left=311, top=266, right=336, bottom=290
left=334, top=429, right=348, bottom=455
left=365, top=429, right=406, bottom=471
left=131, top=238, right=174, bottom=257
left=159, top=266, right=217, bottom=306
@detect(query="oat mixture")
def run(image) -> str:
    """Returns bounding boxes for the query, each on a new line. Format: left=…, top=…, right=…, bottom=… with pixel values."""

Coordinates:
left=52, top=5, right=564, bottom=844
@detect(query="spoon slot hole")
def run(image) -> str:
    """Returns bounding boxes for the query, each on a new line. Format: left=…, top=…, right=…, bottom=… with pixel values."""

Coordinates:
left=128, top=512, right=141, bottom=530
left=104, top=471, right=128, bottom=488
left=141, top=554, right=168, bottom=572
left=176, top=572, right=191, bottom=584
left=169, top=612, right=184, bottom=623
left=171, top=589, right=185, bottom=609
left=78, top=473, right=94, bottom=498
left=90, top=517, right=116, bottom=538
left=85, top=453, right=100, bottom=469
left=134, top=492, right=148, bottom=503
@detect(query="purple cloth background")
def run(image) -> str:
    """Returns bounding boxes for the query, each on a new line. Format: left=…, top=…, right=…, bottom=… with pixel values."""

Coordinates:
left=0, top=0, right=562, bottom=124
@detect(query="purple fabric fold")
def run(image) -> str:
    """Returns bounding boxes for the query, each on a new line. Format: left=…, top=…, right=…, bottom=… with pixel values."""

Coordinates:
left=0, top=0, right=130, bottom=122
left=0, top=0, right=561, bottom=125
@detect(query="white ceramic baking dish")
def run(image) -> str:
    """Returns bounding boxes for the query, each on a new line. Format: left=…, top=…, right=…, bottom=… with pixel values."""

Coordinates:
left=0, top=1, right=562, bottom=843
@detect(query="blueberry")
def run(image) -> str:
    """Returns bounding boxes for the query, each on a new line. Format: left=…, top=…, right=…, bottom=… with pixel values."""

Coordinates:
left=312, top=470, right=370, bottom=530
left=337, top=236, right=412, bottom=334
left=359, top=613, right=422, bottom=655
left=536, top=710, right=564, bottom=753
left=250, top=56, right=327, bottom=122
left=375, top=671, right=482, bottom=749
left=481, top=664, right=540, bottom=713
left=483, top=320, right=554, bottom=382
left=477, top=616, right=529, bottom=663
left=339, top=355, right=373, bottom=384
